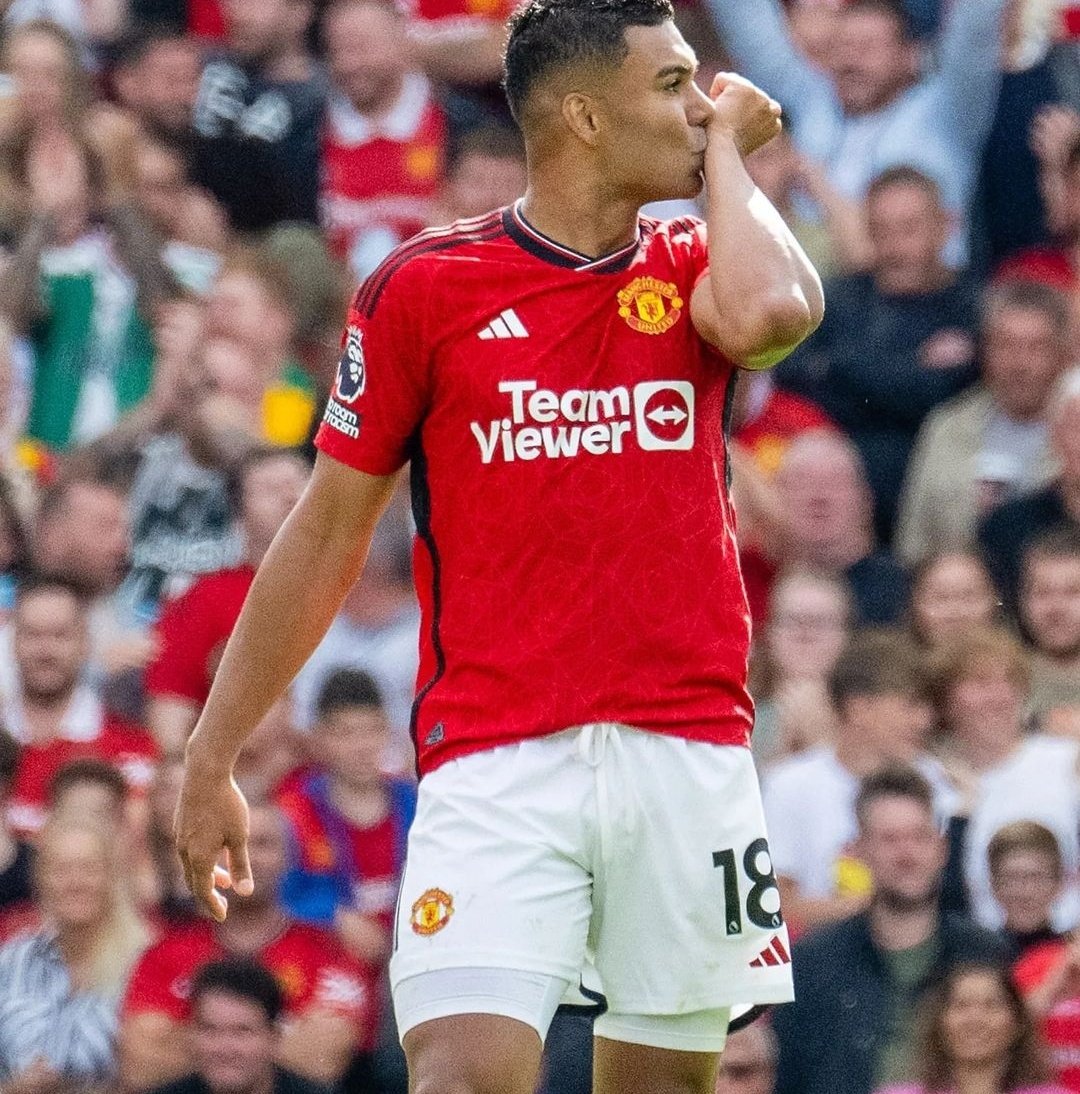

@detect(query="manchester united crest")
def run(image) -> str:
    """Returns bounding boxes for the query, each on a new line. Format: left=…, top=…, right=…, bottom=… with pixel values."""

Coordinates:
left=411, top=888, right=454, bottom=936
left=617, top=277, right=683, bottom=335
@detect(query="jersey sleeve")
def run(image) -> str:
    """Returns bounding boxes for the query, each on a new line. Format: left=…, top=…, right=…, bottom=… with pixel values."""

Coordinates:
left=315, top=256, right=435, bottom=476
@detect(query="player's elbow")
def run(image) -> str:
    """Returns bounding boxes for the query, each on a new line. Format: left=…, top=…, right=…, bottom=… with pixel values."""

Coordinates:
left=727, top=292, right=822, bottom=371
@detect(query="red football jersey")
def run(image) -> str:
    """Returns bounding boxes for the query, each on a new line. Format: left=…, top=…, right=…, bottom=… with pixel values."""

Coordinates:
left=315, top=205, right=755, bottom=775
left=1016, top=941, right=1080, bottom=1090
left=123, top=920, right=375, bottom=1046
left=145, top=566, right=255, bottom=706
left=320, top=80, right=447, bottom=273
left=410, top=0, right=515, bottom=22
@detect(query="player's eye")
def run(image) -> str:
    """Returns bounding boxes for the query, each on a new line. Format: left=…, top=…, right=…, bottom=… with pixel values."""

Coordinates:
left=664, top=79, right=682, bottom=92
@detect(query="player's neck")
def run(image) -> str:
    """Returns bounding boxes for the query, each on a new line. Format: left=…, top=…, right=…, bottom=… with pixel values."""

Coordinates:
left=519, top=182, right=639, bottom=260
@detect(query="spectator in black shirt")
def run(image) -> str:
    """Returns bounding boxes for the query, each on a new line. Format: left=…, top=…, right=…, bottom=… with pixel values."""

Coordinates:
left=776, top=166, right=980, bottom=542
left=0, top=728, right=32, bottom=914
left=191, top=0, right=328, bottom=232
left=148, top=958, right=333, bottom=1094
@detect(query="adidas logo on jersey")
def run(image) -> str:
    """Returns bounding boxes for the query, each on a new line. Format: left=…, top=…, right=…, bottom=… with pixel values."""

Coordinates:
left=748, top=935, right=791, bottom=969
left=478, top=309, right=529, bottom=340
left=470, top=379, right=695, bottom=464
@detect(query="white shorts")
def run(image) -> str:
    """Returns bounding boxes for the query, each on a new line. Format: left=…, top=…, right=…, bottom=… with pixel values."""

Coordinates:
left=389, top=724, right=794, bottom=1049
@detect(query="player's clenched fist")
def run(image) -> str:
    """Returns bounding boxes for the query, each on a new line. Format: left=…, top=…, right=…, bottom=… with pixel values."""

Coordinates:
left=707, top=72, right=783, bottom=158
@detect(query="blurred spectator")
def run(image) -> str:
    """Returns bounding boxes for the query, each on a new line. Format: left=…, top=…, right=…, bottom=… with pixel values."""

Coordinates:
left=147, top=958, right=334, bottom=1094
left=0, top=478, right=29, bottom=619
left=988, top=821, right=1067, bottom=958
left=120, top=800, right=374, bottom=1090
left=112, top=28, right=202, bottom=146
left=745, top=130, right=872, bottom=278
left=908, top=551, right=1000, bottom=649
left=404, top=0, right=513, bottom=91
left=704, top=0, right=1008, bottom=263
left=740, top=429, right=909, bottom=628
left=896, top=280, right=1069, bottom=564
left=0, top=814, right=150, bottom=1088
left=291, top=484, right=418, bottom=760
left=933, top=626, right=1080, bottom=931
left=772, top=766, right=1008, bottom=1094
left=320, top=0, right=448, bottom=280
left=191, top=0, right=328, bottom=231
left=748, top=567, right=849, bottom=765
left=277, top=669, right=415, bottom=963
left=145, top=447, right=309, bottom=753
left=1016, top=932, right=1080, bottom=1091
left=980, top=366, right=1080, bottom=612
left=1020, top=527, right=1080, bottom=735
left=875, top=961, right=1062, bottom=1094
left=3, top=576, right=158, bottom=836
left=762, top=631, right=950, bottom=934
left=715, top=1022, right=777, bottom=1094
left=0, top=728, right=31, bottom=913
left=430, top=125, right=526, bottom=224
left=47, top=755, right=126, bottom=830
left=776, top=167, right=980, bottom=541
left=142, top=752, right=197, bottom=924
left=0, top=124, right=172, bottom=451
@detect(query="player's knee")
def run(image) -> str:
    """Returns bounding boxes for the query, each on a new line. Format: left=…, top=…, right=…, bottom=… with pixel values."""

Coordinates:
left=411, top=1063, right=533, bottom=1094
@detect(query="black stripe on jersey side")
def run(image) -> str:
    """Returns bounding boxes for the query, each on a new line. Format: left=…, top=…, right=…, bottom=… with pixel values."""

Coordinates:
left=721, top=369, right=739, bottom=494
left=354, top=216, right=504, bottom=319
left=406, top=434, right=445, bottom=775
left=501, top=207, right=641, bottom=274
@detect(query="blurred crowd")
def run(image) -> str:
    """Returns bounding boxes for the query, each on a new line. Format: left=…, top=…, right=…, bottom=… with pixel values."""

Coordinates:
left=0, top=0, right=1079, bottom=1091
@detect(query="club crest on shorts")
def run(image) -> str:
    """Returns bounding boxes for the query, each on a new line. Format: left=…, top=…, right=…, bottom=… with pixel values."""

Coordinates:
left=411, top=888, right=454, bottom=936
left=617, top=277, right=683, bottom=335
left=334, top=325, right=366, bottom=404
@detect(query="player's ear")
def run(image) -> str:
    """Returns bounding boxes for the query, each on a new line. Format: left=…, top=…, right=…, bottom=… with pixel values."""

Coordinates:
left=562, top=92, right=603, bottom=146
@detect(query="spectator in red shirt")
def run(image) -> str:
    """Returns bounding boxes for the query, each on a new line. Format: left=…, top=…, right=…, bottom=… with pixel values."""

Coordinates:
left=146, top=447, right=310, bottom=754
left=277, top=669, right=416, bottom=967
left=4, top=577, right=158, bottom=837
left=1016, top=935, right=1080, bottom=1091
left=320, top=0, right=448, bottom=280
left=120, top=800, right=375, bottom=1091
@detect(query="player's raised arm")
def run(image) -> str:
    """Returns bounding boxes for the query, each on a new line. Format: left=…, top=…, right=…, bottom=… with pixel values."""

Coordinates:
left=690, top=73, right=825, bottom=371
left=175, top=454, right=398, bottom=921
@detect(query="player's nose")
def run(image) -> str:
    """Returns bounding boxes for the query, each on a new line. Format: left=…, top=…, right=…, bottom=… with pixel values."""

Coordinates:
left=686, top=81, right=714, bottom=128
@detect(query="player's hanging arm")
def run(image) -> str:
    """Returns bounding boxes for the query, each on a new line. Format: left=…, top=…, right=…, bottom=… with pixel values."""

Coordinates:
left=689, top=73, right=825, bottom=371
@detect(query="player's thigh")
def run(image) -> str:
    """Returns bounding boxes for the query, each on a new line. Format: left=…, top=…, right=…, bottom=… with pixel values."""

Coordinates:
left=390, top=736, right=595, bottom=1021
left=592, top=1034, right=720, bottom=1094
left=404, top=1012, right=544, bottom=1094
left=593, top=735, right=793, bottom=1015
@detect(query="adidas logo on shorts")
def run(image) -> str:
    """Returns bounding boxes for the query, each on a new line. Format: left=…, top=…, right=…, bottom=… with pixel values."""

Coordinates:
left=748, top=935, right=791, bottom=969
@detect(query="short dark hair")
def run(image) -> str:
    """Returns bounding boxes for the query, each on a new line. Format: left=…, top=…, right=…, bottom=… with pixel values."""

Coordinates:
left=112, top=25, right=192, bottom=69
left=48, top=759, right=128, bottom=809
left=845, top=0, right=916, bottom=40
left=14, top=572, right=89, bottom=613
left=451, top=125, right=526, bottom=171
left=855, top=764, right=935, bottom=831
left=827, top=630, right=929, bottom=710
left=866, top=164, right=942, bottom=206
left=190, top=958, right=283, bottom=1025
left=0, top=727, right=19, bottom=792
left=503, top=0, right=674, bottom=124
left=982, top=278, right=1070, bottom=338
left=988, top=820, right=1063, bottom=879
left=1022, top=525, right=1080, bottom=576
left=315, top=668, right=384, bottom=720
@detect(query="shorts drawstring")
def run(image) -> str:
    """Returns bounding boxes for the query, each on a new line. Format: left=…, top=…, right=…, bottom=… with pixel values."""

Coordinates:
left=577, top=723, right=641, bottom=861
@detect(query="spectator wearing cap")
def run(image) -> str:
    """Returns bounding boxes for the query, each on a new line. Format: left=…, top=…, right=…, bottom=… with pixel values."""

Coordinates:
left=980, top=366, right=1080, bottom=613
left=896, top=280, right=1068, bottom=565
left=320, top=0, right=448, bottom=281
left=120, top=800, right=375, bottom=1091
left=762, top=631, right=952, bottom=934
left=772, top=766, right=1008, bottom=1094
left=703, top=0, right=1008, bottom=265
left=1019, top=527, right=1080, bottom=735
left=933, top=626, right=1080, bottom=932
left=774, top=167, right=980, bottom=542
left=191, top=0, right=327, bottom=232
left=146, top=958, right=333, bottom=1094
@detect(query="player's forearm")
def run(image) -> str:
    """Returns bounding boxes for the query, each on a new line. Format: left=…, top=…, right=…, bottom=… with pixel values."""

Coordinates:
left=703, top=134, right=824, bottom=369
left=185, top=465, right=396, bottom=774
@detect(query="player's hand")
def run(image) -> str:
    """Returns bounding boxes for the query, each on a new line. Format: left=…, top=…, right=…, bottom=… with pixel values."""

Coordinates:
left=174, top=762, right=253, bottom=922
left=707, top=72, right=783, bottom=159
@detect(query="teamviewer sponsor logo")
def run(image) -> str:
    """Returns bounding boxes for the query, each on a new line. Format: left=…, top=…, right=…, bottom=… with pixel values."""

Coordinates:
left=470, top=380, right=695, bottom=464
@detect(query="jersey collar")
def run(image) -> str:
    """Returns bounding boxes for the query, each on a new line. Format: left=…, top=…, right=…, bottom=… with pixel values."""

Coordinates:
left=502, top=200, right=640, bottom=273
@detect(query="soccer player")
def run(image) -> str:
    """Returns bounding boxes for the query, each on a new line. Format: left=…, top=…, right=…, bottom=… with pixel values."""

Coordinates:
left=175, top=1, right=824, bottom=1091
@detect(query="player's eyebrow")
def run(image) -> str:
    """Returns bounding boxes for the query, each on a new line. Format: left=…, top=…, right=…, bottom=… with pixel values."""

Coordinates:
left=655, top=62, right=698, bottom=81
